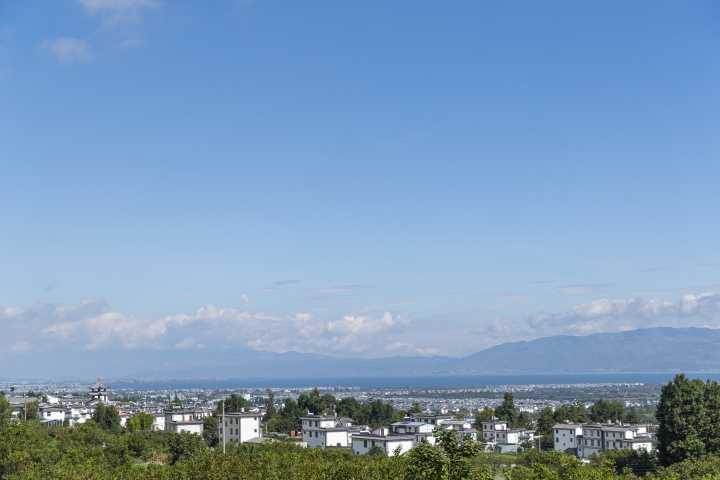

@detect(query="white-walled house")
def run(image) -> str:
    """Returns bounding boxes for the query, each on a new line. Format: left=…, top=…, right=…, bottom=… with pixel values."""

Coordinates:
left=351, top=427, right=414, bottom=456
left=37, top=405, right=66, bottom=423
left=553, top=423, right=583, bottom=454
left=578, top=423, right=653, bottom=459
left=163, top=407, right=208, bottom=436
left=218, top=411, right=262, bottom=446
left=391, top=421, right=437, bottom=446
left=441, top=420, right=478, bottom=442
left=411, top=413, right=454, bottom=425
left=301, top=414, right=355, bottom=449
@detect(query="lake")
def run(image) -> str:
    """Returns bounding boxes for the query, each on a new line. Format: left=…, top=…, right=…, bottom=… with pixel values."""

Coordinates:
left=109, top=371, right=720, bottom=390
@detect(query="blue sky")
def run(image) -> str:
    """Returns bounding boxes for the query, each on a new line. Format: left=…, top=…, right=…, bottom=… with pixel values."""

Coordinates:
left=1, top=0, right=720, bottom=365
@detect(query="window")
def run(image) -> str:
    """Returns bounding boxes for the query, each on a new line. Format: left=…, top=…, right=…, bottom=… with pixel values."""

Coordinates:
left=254, top=429, right=257, bottom=432
left=364, top=440, right=367, bottom=448
left=556, top=438, right=559, bottom=443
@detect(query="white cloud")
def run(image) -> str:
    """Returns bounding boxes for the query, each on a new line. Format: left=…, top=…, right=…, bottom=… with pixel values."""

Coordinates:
left=474, top=291, right=720, bottom=347
left=0, top=299, right=412, bottom=358
left=39, top=38, right=91, bottom=65
left=78, top=0, right=160, bottom=22
left=241, top=294, right=249, bottom=307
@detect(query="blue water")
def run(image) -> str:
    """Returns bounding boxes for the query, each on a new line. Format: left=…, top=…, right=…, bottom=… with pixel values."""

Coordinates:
left=110, top=371, right=720, bottom=390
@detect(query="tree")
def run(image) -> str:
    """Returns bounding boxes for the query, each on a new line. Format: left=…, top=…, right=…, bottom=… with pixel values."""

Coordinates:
left=516, top=411, right=532, bottom=429
left=337, top=397, right=362, bottom=420
left=408, top=402, right=422, bottom=414
left=92, top=402, right=121, bottom=432
left=624, top=408, right=640, bottom=425
left=264, top=389, right=276, bottom=421
left=227, top=394, right=250, bottom=412
left=495, top=392, right=517, bottom=426
left=267, top=417, right=295, bottom=434
left=203, top=415, right=219, bottom=446
left=536, top=407, right=555, bottom=436
left=406, top=426, right=491, bottom=480
left=0, top=392, right=11, bottom=429
left=167, top=431, right=206, bottom=464
left=298, top=387, right=337, bottom=415
left=589, top=399, right=625, bottom=423
left=475, top=406, right=495, bottom=424
left=19, top=400, right=38, bottom=422
left=126, top=412, right=155, bottom=432
left=656, top=373, right=708, bottom=465
left=170, top=395, right=183, bottom=408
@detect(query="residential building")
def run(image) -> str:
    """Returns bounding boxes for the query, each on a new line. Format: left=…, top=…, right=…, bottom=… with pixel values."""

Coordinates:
left=351, top=427, right=414, bottom=456
left=411, top=413, right=454, bottom=425
left=218, top=411, right=262, bottom=446
left=163, top=406, right=208, bottom=436
left=301, top=414, right=356, bottom=449
left=578, top=423, right=654, bottom=459
left=479, top=418, right=508, bottom=443
left=553, top=423, right=583, bottom=455
left=37, top=405, right=66, bottom=423
left=391, top=421, right=437, bottom=446
left=6, top=397, right=39, bottom=418
left=440, top=420, right=478, bottom=442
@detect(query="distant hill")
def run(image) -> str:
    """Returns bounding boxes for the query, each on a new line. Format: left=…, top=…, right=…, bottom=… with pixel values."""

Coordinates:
left=454, top=327, right=720, bottom=373
left=3, top=327, right=720, bottom=379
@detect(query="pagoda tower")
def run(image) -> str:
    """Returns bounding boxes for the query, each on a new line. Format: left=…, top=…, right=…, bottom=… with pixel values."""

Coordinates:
left=88, top=378, right=109, bottom=403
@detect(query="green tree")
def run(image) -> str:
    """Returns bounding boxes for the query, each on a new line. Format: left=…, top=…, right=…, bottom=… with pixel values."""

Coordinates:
left=406, top=426, right=491, bottom=480
left=0, top=392, right=11, bottom=429
left=408, top=402, right=422, bottom=414
left=170, top=394, right=183, bottom=407
left=19, top=400, right=38, bottom=422
left=656, top=373, right=707, bottom=465
left=516, top=411, right=532, bottom=429
left=624, top=407, right=640, bottom=424
left=167, top=431, right=206, bottom=464
left=126, top=412, right=155, bottom=432
left=264, top=389, right=276, bottom=421
left=91, top=402, right=121, bottom=433
left=495, top=392, right=517, bottom=426
left=536, top=407, right=555, bottom=436
left=266, top=417, right=295, bottom=434
left=223, top=394, right=250, bottom=413
left=337, top=397, right=362, bottom=420
left=589, top=399, right=625, bottom=423
left=203, top=414, right=219, bottom=446
left=475, top=406, right=494, bottom=423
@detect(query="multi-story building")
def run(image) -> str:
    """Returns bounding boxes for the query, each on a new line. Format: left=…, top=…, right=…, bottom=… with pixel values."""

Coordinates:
left=163, top=407, right=209, bottom=435
left=479, top=418, right=508, bottom=443
left=411, top=413, right=454, bottom=425
left=553, top=422, right=583, bottom=454
left=577, top=422, right=653, bottom=458
left=350, top=426, right=414, bottom=456
left=301, top=414, right=357, bottom=449
left=391, top=421, right=437, bottom=446
left=218, top=411, right=262, bottom=446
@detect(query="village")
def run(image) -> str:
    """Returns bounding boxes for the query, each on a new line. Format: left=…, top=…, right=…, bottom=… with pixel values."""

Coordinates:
left=2, top=378, right=658, bottom=460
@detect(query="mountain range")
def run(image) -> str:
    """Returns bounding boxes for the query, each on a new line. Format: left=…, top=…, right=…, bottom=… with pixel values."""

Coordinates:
left=4, top=327, right=720, bottom=379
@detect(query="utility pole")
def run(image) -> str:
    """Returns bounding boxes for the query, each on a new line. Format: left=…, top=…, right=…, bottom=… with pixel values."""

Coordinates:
left=222, top=399, right=226, bottom=454
left=24, top=392, right=27, bottom=422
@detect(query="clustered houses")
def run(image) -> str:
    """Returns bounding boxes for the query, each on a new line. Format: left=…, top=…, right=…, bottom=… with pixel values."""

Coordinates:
left=299, top=412, right=478, bottom=456
left=553, top=421, right=654, bottom=458
left=479, top=418, right=535, bottom=453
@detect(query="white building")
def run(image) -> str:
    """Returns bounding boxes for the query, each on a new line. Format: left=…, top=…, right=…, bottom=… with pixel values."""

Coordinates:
left=7, top=397, right=39, bottom=418
left=553, top=423, right=583, bottom=454
left=441, top=420, right=478, bottom=442
left=578, top=423, right=654, bottom=459
left=351, top=427, right=414, bottom=456
left=37, top=405, right=66, bottom=423
left=301, top=414, right=356, bottom=449
left=391, top=421, right=437, bottom=446
left=218, top=411, right=262, bottom=446
left=411, top=413, right=454, bottom=425
left=163, top=407, right=208, bottom=436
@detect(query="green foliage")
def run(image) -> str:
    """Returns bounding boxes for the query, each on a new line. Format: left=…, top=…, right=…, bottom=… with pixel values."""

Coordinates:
left=337, top=396, right=362, bottom=419
left=0, top=391, right=12, bottom=428
left=366, top=444, right=386, bottom=456
left=495, top=392, right=517, bottom=426
left=126, top=412, right=155, bottom=432
left=624, top=408, right=640, bottom=424
left=409, top=402, right=422, bottom=414
left=354, top=399, right=403, bottom=429
left=18, top=400, right=39, bottom=422
left=222, top=393, right=250, bottom=413
left=656, top=373, right=711, bottom=465
left=554, top=401, right=588, bottom=424
left=265, top=388, right=276, bottom=421
left=475, top=406, right=495, bottom=424
left=516, top=411, right=532, bottom=429
left=167, top=430, right=206, bottom=464
left=203, top=414, right=219, bottom=446
left=536, top=407, right=555, bottom=436
left=593, top=447, right=658, bottom=476
left=406, top=426, right=491, bottom=480
left=267, top=417, right=296, bottom=433
left=91, top=402, right=121, bottom=433
left=589, top=399, right=625, bottom=423
left=298, top=387, right=337, bottom=415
